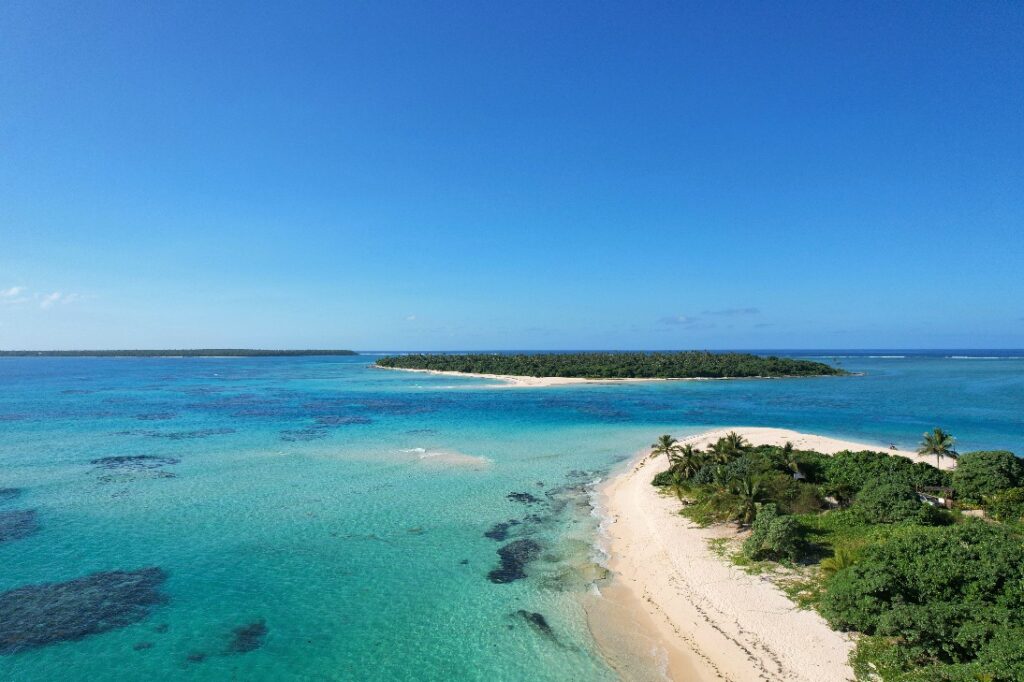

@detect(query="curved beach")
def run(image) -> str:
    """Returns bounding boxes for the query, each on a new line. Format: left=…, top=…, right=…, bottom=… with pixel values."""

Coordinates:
left=589, top=428, right=950, bottom=682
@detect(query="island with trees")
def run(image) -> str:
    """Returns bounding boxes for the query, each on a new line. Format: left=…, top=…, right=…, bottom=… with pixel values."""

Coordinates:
left=0, top=349, right=358, bottom=357
left=375, top=351, right=846, bottom=379
left=649, top=428, right=1024, bottom=681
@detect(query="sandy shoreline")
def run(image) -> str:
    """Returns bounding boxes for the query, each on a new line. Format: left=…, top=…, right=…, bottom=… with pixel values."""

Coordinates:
left=588, top=427, right=953, bottom=682
left=374, top=365, right=848, bottom=388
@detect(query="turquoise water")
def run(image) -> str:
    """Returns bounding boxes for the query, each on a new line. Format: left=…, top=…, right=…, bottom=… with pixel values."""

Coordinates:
left=1, top=353, right=1022, bottom=680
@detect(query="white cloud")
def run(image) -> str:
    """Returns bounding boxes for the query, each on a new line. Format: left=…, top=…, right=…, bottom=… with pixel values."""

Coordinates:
left=39, top=292, right=63, bottom=309
left=1, top=286, right=26, bottom=299
left=405, top=314, right=417, bottom=321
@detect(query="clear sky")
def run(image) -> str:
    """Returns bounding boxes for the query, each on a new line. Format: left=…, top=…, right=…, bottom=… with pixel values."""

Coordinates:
left=1, top=1, right=1022, bottom=350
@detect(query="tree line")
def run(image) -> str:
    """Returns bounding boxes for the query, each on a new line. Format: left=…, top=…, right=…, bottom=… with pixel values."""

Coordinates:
left=376, top=351, right=846, bottom=379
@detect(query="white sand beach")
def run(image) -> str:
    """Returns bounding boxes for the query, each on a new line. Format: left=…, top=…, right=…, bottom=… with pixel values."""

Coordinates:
left=375, top=366, right=842, bottom=388
left=589, top=427, right=954, bottom=682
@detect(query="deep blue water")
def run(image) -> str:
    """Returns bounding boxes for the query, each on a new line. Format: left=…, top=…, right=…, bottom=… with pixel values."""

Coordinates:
left=0, top=353, right=1022, bottom=680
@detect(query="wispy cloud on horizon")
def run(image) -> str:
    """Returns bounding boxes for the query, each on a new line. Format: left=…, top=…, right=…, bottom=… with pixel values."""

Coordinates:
left=658, top=315, right=700, bottom=326
left=1, top=286, right=83, bottom=310
left=703, top=307, right=760, bottom=316
left=1, top=286, right=26, bottom=299
left=658, top=307, right=760, bottom=330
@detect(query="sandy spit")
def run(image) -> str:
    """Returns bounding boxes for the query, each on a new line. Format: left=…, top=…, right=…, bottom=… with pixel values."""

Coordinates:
left=589, top=427, right=950, bottom=681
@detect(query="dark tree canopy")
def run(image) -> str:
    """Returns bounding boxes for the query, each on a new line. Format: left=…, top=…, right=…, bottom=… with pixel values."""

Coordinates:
left=951, top=450, right=1023, bottom=504
left=376, top=352, right=845, bottom=379
left=820, top=521, right=1024, bottom=679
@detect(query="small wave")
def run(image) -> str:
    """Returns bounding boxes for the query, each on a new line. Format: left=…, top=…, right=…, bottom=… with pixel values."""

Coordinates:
left=399, top=447, right=427, bottom=453
left=947, top=356, right=1002, bottom=360
left=868, top=355, right=905, bottom=359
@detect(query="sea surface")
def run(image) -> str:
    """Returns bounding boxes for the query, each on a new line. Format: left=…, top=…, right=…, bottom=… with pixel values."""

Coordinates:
left=1, top=352, right=1022, bottom=681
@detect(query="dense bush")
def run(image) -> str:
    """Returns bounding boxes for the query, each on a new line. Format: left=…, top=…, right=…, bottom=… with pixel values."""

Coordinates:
left=824, top=450, right=949, bottom=506
left=951, top=450, right=1023, bottom=504
left=376, top=352, right=846, bottom=379
left=742, top=504, right=802, bottom=561
left=986, top=487, right=1024, bottom=523
left=820, top=521, right=1024, bottom=675
left=651, top=470, right=675, bottom=487
left=852, top=479, right=929, bottom=524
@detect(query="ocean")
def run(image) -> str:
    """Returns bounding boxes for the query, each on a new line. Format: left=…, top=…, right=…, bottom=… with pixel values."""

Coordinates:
left=1, top=352, right=1022, bottom=680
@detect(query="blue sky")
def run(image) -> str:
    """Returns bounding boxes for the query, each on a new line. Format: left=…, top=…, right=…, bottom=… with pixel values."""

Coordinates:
left=1, top=1, right=1022, bottom=350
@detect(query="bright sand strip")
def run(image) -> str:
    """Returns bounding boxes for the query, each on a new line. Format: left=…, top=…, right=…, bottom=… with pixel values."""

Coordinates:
left=588, top=427, right=954, bottom=682
left=374, top=366, right=834, bottom=388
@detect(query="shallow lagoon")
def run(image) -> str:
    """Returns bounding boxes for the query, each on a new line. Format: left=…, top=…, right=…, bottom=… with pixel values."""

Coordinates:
left=0, top=354, right=1021, bottom=680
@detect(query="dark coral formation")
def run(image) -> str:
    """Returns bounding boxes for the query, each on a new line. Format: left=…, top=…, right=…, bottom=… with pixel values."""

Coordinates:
left=488, top=539, right=542, bottom=584
left=507, top=492, right=541, bottom=504
left=0, top=488, right=21, bottom=503
left=90, top=455, right=181, bottom=470
left=0, top=509, right=38, bottom=543
left=484, top=519, right=520, bottom=541
left=280, top=428, right=329, bottom=442
left=134, top=413, right=176, bottom=421
left=227, top=619, right=267, bottom=653
left=515, top=610, right=557, bottom=641
left=114, top=428, right=235, bottom=440
left=314, top=415, right=372, bottom=426
left=0, top=567, right=168, bottom=654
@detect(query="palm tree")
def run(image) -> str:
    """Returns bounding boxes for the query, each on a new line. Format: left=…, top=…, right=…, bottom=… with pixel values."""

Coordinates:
left=781, top=442, right=803, bottom=479
left=820, top=547, right=856, bottom=579
left=709, top=431, right=749, bottom=464
left=673, top=444, right=705, bottom=480
left=917, top=427, right=958, bottom=469
left=730, top=475, right=763, bottom=526
left=650, top=434, right=680, bottom=460
left=666, top=470, right=688, bottom=504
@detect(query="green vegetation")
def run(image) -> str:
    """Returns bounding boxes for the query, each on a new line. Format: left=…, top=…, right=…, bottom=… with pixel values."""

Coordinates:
left=951, top=450, right=1024, bottom=504
left=917, top=427, right=958, bottom=469
left=0, top=349, right=357, bottom=357
left=375, top=351, right=846, bottom=379
left=650, top=428, right=1024, bottom=680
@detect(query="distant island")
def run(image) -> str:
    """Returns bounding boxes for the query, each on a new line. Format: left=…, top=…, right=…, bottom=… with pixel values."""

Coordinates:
left=375, top=351, right=846, bottom=379
left=0, top=349, right=357, bottom=357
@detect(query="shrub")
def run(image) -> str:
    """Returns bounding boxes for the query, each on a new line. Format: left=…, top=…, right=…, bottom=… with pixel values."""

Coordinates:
left=742, top=503, right=802, bottom=561
left=820, top=520, right=1024, bottom=673
left=952, top=450, right=1023, bottom=504
left=986, top=487, right=1024, bottom=523
left=651, top=470, right=674, bottom=487
left=852, top=479, right=927, bottom=524
left=825, top=450, right=950, bottom=498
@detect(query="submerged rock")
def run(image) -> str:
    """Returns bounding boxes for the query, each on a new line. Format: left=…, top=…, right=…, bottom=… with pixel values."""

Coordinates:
left=484, top=522, right=512, bottom=541
left=0, top=509, right=38, bottom=543
left=227, top=619, right=268, bottom=653
left=90, top=455, right=180, bottom=470
left=280, top=427, right=328, bottom=442
left=483, top=519, right=521, bottom=541
left=133, top=641, right=154, bottom=651
left=515, top=610, right=557, bottom=641
left=315, top=415, right=373, bottom=426
left=488, top=539, right=542, bottom=584
left=186, top=651, right=207, bottom=663
left=0, top=488, right=21, bottom=503
left=0, top=567, right=168, bottom=654
left=507, top=492, right=541, bottom=504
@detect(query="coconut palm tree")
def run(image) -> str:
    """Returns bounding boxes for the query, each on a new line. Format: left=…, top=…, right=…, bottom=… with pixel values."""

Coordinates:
left=709, top=431, right=750, bottom=464
left=672, top=444, right=705, bottom=480
left=917, top=427, right=958, bottom=469
left=666, top=470, right=689, bottom=504
left=650, top=434, right=681, bottom=460
left=730, top=475, right=763, bottom=526
left=820, top=547, right=856, bottom=579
